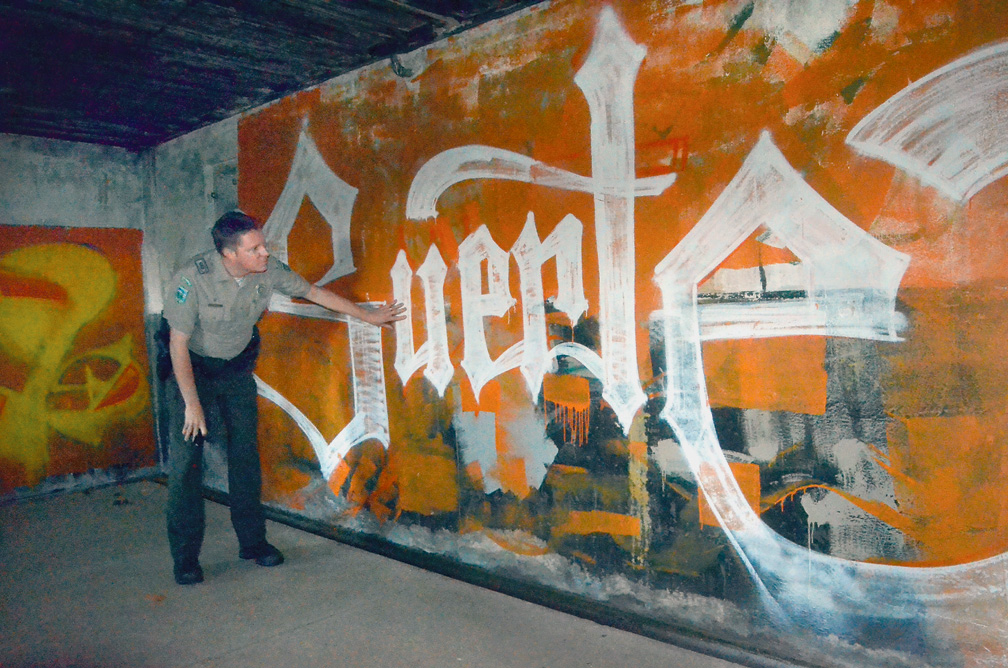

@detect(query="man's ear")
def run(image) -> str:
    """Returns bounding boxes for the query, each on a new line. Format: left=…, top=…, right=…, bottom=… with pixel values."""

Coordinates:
left=220, top=246, right=236, bottom=260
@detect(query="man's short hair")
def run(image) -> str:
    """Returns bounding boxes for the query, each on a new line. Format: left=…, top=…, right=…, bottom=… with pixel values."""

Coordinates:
left=212, top=210, right=259, bottom=254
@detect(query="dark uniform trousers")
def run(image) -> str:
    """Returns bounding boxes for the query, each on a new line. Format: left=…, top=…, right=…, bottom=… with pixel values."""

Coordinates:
left=166, top=333, right=264, bottom=567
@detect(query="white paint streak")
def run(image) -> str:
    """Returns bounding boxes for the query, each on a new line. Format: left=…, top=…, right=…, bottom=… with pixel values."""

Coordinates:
left=406, top=145, right=676, bottom=220
left=453, top=406, right=559, bottom=493
left=573, top=8, right=649, bottom=433
left=254, top=374, right=328, bottom=462
left=501, top=407, right=559, bottom=490
left=802, top=438, right=906, bottom=561
left=454, top=411, right=501, bottom=493
left=652, top=438, right=694, bottom=480
left=847, top=40, right=1008, bottom=202
left=827, top=438, right=892, bottom=500
left=391, top=247, right=454, bottom=395
left=699, top=262, right=807, bottom=295
left=326, top=310, right=391, bottom=472
left=752, top=0, right=858, bottom=55
left=693, top=299, right=908, bottom=342
left=254, top=305, right=390, bottom=478
left=740, top=410, right=782, bottom=463
left=802, top=492, right=905, bottom=563
left=262, top=127, right=359, bottom=314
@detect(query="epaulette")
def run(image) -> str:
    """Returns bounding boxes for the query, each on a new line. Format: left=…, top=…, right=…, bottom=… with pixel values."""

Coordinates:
left=194, top=256, right=210, bottom=274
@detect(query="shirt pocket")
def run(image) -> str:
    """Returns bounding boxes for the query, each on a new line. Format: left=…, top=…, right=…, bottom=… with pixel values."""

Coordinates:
left=201, top=303, right=231, bottom=332
left=248, top=282, right=272, bottom=318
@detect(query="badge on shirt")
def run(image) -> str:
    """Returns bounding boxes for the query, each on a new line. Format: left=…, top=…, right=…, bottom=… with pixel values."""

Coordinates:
left=195, top=257, right=210, bottom=274
left=256, top=284, right=266, bottom=298
left=176, top=286, right=189, bottom=303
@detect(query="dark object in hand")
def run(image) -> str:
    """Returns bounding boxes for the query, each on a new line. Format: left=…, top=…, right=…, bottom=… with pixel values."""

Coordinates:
left=155, top=316, right=172, bottom=381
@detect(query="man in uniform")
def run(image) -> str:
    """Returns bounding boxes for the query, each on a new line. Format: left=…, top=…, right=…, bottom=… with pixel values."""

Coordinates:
left=162, top=210, right=404, bottom=585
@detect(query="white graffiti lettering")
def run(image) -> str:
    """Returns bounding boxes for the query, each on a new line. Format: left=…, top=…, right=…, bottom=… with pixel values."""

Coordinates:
left=250, top=6, right=1008, bottom=635
left=847, top=41, right=1008, bottom=203
left=262, top=129, right=358, bottom=317
left=510, top=212, right=590, bottom=395
left=254, top=307, right=390, bottom=480
left=405, top=7, right=677, bottom=433
left=257, top=128, right=393, bottom=478
left=457, top=225, right=520, bottom=398
left=391, top=246, right=454, bottom=395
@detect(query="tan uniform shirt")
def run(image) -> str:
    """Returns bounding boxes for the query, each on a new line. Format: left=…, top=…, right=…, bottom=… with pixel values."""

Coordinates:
left=163, top=250, right=311, bottom=359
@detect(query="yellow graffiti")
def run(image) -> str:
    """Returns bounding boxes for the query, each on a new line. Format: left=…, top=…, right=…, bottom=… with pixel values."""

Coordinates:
left=0, top=243, right=148, bottom=483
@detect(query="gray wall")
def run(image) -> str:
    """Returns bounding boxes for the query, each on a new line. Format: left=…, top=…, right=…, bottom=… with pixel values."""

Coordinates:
left=0, top=133, right=144, bottom=230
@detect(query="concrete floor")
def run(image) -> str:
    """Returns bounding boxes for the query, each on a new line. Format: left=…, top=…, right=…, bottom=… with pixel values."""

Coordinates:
left=1, top=481, right=760, bottom=668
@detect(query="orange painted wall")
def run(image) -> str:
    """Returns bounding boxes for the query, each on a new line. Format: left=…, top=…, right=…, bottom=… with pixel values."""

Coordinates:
left=0, top=227, right=154, bottom=494
left=232, top=1, right=1008, bottom=663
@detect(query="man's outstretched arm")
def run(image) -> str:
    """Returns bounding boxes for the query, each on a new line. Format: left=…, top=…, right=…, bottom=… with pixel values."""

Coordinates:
left=305, top=286, right=406, bottom=328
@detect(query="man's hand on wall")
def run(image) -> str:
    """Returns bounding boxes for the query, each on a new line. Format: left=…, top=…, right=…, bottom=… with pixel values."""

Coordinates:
left=362, top=300, right=406, bottom=329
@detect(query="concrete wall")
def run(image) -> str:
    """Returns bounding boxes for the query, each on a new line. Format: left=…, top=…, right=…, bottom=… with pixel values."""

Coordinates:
left=0, top=134, right=144, bottom=230
left=216, top=1, right=1008, bottom=666
left=0, top=135, right=155, bottom=496
left=144, top=117, right=238, bottom=311
left=0, top=116, right=239, bottom=496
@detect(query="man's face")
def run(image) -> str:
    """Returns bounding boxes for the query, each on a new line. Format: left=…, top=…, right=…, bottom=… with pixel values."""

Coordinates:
left=225, top=229, right=270, bottom=276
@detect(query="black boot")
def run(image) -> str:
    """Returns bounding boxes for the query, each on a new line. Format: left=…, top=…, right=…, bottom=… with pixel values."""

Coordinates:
left=174, top=560, right=204, bottom=585
left=239, top=541, right=284, bottom=567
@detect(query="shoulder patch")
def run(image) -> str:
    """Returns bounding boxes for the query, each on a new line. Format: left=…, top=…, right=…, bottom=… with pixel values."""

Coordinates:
left=175, top=286, right=189, bottom=304
left=194, top=257, right=210, bottom=274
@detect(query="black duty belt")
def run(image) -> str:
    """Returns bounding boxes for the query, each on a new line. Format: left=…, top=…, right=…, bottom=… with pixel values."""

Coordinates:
left=190, top=326, right=261, bottom=378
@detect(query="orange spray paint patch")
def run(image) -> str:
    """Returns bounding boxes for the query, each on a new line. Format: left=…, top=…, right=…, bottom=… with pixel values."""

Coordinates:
left=0, top=271, right=69, bottom=302
left=390, top=439, right=459, bottom=517
left=429, top=217, right=460, bottom=265
left=555, top=510, right=642, bottom=538
left=465, top=460, right=485, bottom=489
left=542, top=374, right=591, bottom=446
left=95, top=362, right=142, bottom=410
left=494, top=453, right=529, bottom=499
left=703, top=337, right=827, bottom=415
left=462, top=377, right=500, bottom=414
left=884, top=414, right=1008, bottom=565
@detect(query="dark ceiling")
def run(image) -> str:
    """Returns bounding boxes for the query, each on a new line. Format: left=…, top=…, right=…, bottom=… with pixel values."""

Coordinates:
left=0, top=1, right=544, bottom=152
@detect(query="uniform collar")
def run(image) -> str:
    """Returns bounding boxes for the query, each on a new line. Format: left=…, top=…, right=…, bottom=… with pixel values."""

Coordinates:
left=207, top=250, right=239, bottom=284
left=209, top=249, right=269, bottom=287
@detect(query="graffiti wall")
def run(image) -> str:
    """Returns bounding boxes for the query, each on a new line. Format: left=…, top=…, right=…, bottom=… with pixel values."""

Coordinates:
left=233, top=1, right=1008, bottom=665
left=0, top=227, right=154, bottom=495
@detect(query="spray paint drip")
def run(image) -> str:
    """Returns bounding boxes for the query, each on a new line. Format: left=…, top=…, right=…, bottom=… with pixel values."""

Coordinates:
left=542, top=374, right=591, bottom=446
